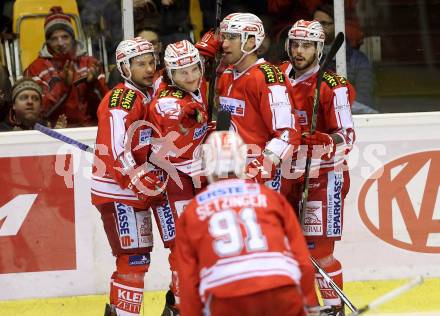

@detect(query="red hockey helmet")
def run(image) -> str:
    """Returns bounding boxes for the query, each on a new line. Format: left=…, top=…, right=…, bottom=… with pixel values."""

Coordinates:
left=116, top=37, right=155, bottom=81
left=203, top=131, right=247, bottom=183
left=285, top=20, right=325, bottom=61
left=164, top=40, right=203, bottom=88
left=220, top=13, right=265, bottom=56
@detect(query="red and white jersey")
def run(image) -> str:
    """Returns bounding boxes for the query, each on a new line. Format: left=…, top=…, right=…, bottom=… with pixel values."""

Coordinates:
left=216, top=58, right=300, bottom=159
left=176, top=179, right=315, bottom=316
left=280, top=62, right=356, bottom=171
left=148, top=82, right=209, bottom=177
left=91, top=81, right=155, bottom=208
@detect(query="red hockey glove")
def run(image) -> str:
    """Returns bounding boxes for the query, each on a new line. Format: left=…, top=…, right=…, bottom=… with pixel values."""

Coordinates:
left=246, top=155, right=276, bottom=183
left=179, top=102, right=207, bottom=129
left=195, top=29, right=221, bottom=59
left=116, top=153, right=167, bottom=202
left=302, top=131, right=336, bottom=161
left=128, top=169, right=166, bottom=202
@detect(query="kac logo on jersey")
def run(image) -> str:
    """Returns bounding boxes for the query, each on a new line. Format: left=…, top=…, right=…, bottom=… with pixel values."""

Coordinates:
left=157, top=203, right=175, bottom=241
left=193, top=123, right=208, bottom=140
left=219, top=97, right=245, bottom=116
left=327, top=172, right=342, bottom=237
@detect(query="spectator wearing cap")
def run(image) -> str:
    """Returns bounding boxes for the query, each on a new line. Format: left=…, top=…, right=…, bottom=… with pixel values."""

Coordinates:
left=0, top=78, right=67, bottom=131
left=24, top=6, right=108, bottom=127
left=313, top=3, right=378, bottom=114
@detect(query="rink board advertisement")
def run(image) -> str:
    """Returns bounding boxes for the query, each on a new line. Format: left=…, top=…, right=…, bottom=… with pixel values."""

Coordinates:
left=0, top=113, right=439, bottom=300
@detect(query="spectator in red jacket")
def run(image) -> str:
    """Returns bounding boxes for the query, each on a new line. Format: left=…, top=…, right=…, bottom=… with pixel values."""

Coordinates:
left=25, top=6, right=108, bottom=127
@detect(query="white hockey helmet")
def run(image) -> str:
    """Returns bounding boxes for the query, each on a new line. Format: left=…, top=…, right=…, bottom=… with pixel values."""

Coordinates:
left=203, top=131, right=247, bottom=183
left=164, top=40, right=203, bottom=87
left=220, top=13, right=265, bottom=56
left=116, top=37, right=155, bottom=81
left=285, top=19, right=325, bottom=62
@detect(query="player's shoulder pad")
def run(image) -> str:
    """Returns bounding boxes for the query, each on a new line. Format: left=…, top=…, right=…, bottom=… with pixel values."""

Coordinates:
left=322, top=71, right=348, bottom=89
left=257, top=63, right=286, bottom=84
left=121, top=88, right=138, bottom=111
left=158, top=87, right=186, bottom=99
left=108, top=87, right=125, bottom=109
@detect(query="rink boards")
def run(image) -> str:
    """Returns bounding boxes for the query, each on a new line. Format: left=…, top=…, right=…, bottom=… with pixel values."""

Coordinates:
left=0, top=112, right=440, bottom=301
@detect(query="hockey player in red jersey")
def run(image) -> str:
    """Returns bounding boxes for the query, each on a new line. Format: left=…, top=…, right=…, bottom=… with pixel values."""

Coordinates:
left=216, top=13, right=302, bottom=192
left=175, top=131, right=316, bottom=316
left=91, top=37, right=176, bottom=316
left=280, top=20, right=356, bottom=315
left=147, top=39, right=209, bottom=315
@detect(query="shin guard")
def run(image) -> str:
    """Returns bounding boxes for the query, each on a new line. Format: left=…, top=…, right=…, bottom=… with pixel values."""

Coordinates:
left=110, top=275, right=144, bottom=316
left=315, top=258, right=343, bottom=307
left=109, top=254, right=150, bottom=315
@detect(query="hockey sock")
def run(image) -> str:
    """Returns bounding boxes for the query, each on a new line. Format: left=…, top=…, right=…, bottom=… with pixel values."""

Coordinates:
left=110, top=274, right=144, bottom=316
left=315, top=258, right=343, bottom=307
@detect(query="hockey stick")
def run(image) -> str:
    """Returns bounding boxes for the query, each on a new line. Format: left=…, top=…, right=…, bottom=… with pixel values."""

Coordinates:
left=294, top=32, right=353, bottom=310
left=34, top=123, right=94, bottom=153
left=207, top=0, right=223, bottom=122
left=311, top=257, right=358, bottom=312
left=299, top=31, right=345, bottom=222
left=348, top=276, right=424, bottom=316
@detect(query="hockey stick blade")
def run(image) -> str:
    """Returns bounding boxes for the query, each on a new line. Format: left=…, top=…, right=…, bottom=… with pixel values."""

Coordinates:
left=348, top=276, right=424, bottom=316
left=34, top=123, right=94, bottom=153
left=216, top=110, right=231, bottom=131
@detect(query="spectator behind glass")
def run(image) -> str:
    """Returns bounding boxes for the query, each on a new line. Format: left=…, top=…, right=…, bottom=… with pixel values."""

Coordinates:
left=77, top=0, right=122, bottom=64
left=24, top=6, right=108, bottom=127
left=107, top=27, right=163, bottom=88
left=0, top=65, right=12, bottom=121
left=200, top=0, right=268, bottom=34
left=313, top=4, right=378, bottom=114
left=156, top=0, right=192, bottom=48
left=137, top=29, right=163, bottom=63
left=0, top=79, right=67, bottom=131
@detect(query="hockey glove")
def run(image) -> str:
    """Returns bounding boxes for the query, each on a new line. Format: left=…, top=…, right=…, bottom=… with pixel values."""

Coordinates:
left=116, top=153, right=166, bottom=202
left=246, top=155, right=276, bottom=183
left=195, top=29, right=221, bottom=60
left=128, top=168, right=166, bottom=202
left=302, top=131, right=336, bottom=161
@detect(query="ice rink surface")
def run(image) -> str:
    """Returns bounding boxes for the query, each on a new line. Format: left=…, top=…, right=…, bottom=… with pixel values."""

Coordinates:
left=1, top=277, right=439, bottom=316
